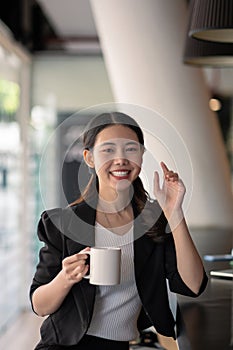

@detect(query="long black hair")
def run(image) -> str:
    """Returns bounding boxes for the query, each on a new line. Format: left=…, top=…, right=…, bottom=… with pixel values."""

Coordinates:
left=70, top=112, right=149, bottom=214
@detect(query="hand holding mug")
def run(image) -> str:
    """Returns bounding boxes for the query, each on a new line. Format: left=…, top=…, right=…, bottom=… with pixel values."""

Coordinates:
left=62, top=247, right=90, bottom=286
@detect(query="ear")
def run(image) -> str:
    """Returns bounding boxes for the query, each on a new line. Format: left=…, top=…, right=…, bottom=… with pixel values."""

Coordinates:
left=83, top=149, right=95, bottom=169
left=141, top=145, right=146, bottom=155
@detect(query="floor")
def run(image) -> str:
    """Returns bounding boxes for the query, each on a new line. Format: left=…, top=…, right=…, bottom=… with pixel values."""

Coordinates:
left=0, top=310, right=177, bottom=350
left=0, top=310, right=43, bottom=350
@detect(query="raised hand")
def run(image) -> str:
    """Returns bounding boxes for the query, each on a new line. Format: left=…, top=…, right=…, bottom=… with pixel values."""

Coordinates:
left=153, top=162, right=205, bottom=294
left=153, top=161, right=186, bottom=219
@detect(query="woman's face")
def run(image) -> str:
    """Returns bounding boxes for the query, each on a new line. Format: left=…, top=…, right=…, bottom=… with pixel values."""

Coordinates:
left=85, top=125, right=144, bottom=196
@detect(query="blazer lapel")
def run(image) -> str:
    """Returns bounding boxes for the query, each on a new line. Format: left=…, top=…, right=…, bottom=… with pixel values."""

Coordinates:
left=134, top=232, right=155, bottom=279
left=62, top=201, right=96, bottom=248
left=132, top=202, right=155, bottom=278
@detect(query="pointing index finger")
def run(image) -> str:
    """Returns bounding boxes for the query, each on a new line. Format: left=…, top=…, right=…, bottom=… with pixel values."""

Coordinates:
left=160, top=161, right=169, bottom=175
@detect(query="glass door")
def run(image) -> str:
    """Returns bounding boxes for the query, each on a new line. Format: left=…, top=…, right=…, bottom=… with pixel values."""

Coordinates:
left=0, top=35, right=31, bottom=331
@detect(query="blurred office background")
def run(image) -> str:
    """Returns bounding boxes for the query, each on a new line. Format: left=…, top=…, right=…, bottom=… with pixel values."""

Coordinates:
left=0, top=1, right=232, bottom=349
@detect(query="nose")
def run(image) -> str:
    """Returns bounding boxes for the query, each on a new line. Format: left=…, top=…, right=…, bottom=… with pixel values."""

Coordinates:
left=113, top=149, right=129, bottom=165
left=113, top=157, right=129, bottom=166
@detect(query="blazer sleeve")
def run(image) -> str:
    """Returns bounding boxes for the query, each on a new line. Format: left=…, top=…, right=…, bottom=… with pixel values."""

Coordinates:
left=164, top=233, right=208, bottom=297
left=29, top=208, right=64, bottom=310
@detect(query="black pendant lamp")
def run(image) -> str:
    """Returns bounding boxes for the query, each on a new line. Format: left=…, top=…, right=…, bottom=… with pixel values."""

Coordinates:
left=189, top=0, right=233, bottom=43
left=183, top=35, right=233, bottom=67
left=183, top=0, right=233, bottom=66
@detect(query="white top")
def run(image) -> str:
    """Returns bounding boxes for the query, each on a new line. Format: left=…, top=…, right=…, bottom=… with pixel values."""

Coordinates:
left=86, top=222, right=142, bottom=341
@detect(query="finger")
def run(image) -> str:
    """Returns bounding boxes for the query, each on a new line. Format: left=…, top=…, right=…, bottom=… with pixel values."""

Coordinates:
left=73, top=261, right=87, bottom=274
left=160, top=161, right=179, bottom=182
left=63, top=258, right=86, bottom=275
left=153, top=171, right=161, bottom=196
left=67, top=260, right=89, bottom=280
left=83, top=264, right=90, bottom=276
left=73, top=259, right=88, bottom=273
left=76, top=264, right=90, bottom=280
left=63, top=253, right=88, bottom=269
left=160, top=161, right=169, bottom=175
left=64, top=254, right=86, bottom=265
left=63, top=254, right=79, bottom=265
left=79, top=247, right=91, bottom=253
left=171, top=173, right=179, bottom=182
left=73, top=264, right=89, bottom=280
left=77, top=259, right=87, bottom=266
left=166, top=172, right=179, bottom=182
left=75, top=247, right=91, bottom=260
left=76, top=253, right=89, bottom=260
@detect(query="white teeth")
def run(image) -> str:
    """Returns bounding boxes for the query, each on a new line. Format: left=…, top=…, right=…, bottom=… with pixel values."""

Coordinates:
left=111, top=171, right=129, bottom=177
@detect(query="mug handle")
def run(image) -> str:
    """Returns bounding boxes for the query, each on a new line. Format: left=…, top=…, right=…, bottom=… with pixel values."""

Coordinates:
left=83, top=251, right=91, bottom=279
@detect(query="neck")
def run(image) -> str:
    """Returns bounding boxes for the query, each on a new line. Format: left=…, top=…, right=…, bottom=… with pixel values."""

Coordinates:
left=98, top=190, right=132, bottom=214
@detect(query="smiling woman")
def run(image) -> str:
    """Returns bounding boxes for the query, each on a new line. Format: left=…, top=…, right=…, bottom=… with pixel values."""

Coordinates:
left=30, top=111, right=208, bottom=350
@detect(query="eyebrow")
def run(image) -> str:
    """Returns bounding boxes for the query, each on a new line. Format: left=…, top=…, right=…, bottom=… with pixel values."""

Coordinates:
left=99, top=141, right=140, bottom=147
left=99, top=142, right=115, bottom=147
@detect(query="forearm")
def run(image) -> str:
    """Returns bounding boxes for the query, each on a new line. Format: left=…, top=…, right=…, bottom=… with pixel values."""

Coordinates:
left=32, top=270, right=74, bottom=316
left=167, top=209, right=204, bottom=294
left=32, top=249, right=89, bottom=316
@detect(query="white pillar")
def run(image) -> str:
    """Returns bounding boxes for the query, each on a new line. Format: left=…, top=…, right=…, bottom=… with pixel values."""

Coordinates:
left=90, top=0, right=233, bottom=227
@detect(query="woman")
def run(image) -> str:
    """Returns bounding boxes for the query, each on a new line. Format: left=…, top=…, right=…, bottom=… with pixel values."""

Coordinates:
left=30, top=112, right=208, bottom=350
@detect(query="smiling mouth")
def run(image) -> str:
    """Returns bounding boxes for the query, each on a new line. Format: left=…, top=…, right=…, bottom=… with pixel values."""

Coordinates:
left=110, top=170, right=131, bottom=178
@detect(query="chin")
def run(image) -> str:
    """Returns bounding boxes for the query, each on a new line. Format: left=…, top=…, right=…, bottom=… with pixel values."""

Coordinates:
left=115, top=179, right=132, bottom=192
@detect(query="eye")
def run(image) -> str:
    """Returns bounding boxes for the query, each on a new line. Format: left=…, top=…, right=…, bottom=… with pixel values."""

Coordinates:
left=126, top=146, right=139, bottom=153
left=102, top=148, right=114, bottom=153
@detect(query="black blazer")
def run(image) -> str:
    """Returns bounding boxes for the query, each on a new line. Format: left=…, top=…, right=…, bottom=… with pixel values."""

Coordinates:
left=30, top=200, right=208, bottom=349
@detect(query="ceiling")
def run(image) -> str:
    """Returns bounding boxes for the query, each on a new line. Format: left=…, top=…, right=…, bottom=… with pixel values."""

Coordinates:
left=0, top=0, right=99, bottom=53
left=37, top=0, right=101, bottom=53
left=0, top=0, right=232, bottom=96
left=37, top=0, right=233, bottom=97
left=37, top=0, right=97, bottom=38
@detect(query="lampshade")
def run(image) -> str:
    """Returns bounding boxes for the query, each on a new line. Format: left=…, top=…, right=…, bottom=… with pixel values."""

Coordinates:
left=189, top=0, right=233, bottom=43
left=183, top=35, right=233, bottom=67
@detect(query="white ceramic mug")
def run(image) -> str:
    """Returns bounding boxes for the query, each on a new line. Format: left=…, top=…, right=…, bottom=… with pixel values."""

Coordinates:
left=84, top=247, right=121, bottom=285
